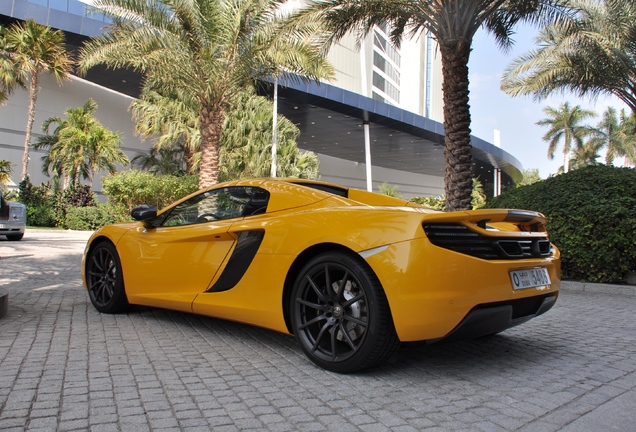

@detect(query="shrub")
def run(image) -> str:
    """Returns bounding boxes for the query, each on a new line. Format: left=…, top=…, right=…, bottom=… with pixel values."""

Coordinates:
left=27, top=204, right=57, bottom=227
left=410, top=195, right=445, bottom=210
left=19, top=178, right=57, bottom=227
left=54, top=184, right=97, bottom=227
left=410, top=179, right=487, bottom=210
left=102, top=170, right=199, bottom=211
left=486, top=165, right=636, bottom=284
left=65, top=203, right=132, bottom=231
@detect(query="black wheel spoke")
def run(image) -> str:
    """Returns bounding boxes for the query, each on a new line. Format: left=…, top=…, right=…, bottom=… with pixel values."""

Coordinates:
left=298, top=313, right=327, bottom=330
left=296, top=298, right=327, bottom=311
left=342, top=292, right=364, bottom=308
left=311, top=321, right=332, bottom=352
left=336, top=270, right=351, bottom=301
left=324, top=263, right=331, bottom=295
left=306, top=275, right=330, bottom=303
left=330, top=325, right=338, bottom=360
left=343, top=314, right=367, bottom=328
left=338, top=321, right=358, bottom=350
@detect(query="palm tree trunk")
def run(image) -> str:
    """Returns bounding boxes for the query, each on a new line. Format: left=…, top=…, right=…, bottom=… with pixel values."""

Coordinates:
left=199, top=105, right=223, bottom=188
left=22, top=72, right=40, bottom=180
left=184, top=146, right=195, bottom=175
left=440, top=42, right=473, bottom=211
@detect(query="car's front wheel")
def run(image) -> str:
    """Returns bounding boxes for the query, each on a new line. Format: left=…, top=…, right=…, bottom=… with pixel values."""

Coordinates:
left=290, top=251, right=399, bottom=373
left=85, top=241, right=129, bottom=313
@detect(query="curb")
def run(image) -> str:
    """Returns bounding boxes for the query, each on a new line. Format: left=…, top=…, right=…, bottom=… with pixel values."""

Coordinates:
left=561, top=280, right=636, bottom=296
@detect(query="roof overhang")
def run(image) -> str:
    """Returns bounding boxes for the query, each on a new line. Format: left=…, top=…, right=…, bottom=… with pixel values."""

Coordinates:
left=258, top=79, right=523, bottom=184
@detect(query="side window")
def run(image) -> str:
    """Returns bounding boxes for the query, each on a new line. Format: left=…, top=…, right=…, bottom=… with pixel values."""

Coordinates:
left=161, top=187, right=269, bottom=227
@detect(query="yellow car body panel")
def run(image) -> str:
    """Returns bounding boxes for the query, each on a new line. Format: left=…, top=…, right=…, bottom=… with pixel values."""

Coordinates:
left=116, top=222, right=237, bottom=311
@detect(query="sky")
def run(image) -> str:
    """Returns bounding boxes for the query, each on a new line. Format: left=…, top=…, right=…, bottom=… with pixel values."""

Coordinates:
left=466, top=23, right=626, bottom=179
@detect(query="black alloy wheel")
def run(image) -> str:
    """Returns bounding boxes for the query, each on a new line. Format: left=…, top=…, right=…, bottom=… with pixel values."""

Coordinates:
left=291, top=251, right=399, bottom=373
left=86, top=241, right=129, bottom=313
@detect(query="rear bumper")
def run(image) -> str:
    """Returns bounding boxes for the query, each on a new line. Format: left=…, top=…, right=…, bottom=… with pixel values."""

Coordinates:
left=0, top=222, right=25, bottom=236
left=432, top=292, right=557, bottom=343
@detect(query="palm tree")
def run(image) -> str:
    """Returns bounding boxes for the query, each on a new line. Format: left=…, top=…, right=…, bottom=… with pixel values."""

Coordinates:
left=616, top=110, right=636, bottom=166
left=518, top=168, right=541, bottom=186
left=34, top=99, right=129, bottom=188
left=132, top=75, right=320, bottom=180
left=1, top=20, right=73, bottom=180
left=0, top=25, right=26, bottom=106
left=131, top=89, right=199, bottom=174
left=536, top=102, right=596, bottom=173
left=501, top=0, right=636, bottom=121
left=219, top=88, right=320, bottom=180
left=586, top=107, right=628, bottom=166
left=78, top=0, right=334, bottom=189
left=0, top=160, right=12, bottom=185
left=290, top=0, right=569, bottom=211
left=131, top=144, right=188, bottom=176
left=567, top=140, right=603, bottom=171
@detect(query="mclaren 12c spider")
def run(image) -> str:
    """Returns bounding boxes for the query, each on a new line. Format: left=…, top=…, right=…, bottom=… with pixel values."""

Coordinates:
left=82, top=178, right=560, bottom=373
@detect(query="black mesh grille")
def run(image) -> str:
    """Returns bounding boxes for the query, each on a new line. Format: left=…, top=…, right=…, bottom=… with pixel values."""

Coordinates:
left=423, top=223, right=551, bottom=260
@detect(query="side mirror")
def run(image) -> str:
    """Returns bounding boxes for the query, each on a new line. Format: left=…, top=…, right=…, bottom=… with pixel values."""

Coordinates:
left=131, top=204, right=157, bottom=222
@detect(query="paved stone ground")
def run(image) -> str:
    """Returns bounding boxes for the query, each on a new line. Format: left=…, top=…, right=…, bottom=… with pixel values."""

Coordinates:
left=1, top=230, right=635, bottom=431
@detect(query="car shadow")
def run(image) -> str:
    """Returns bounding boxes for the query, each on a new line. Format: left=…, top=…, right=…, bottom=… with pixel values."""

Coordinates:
left=121, top=305, right=562, bottom=377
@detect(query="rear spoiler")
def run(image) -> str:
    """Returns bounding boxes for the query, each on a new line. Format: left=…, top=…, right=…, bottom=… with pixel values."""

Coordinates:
left=420, top=209, right=547, bottom=234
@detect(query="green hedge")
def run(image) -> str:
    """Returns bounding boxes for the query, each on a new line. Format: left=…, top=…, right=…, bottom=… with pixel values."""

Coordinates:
left=102, top=170, right=199, bottom=210
left=486, top=165, right=636, bottom=284
left=65, top=203, right=132, bottom=231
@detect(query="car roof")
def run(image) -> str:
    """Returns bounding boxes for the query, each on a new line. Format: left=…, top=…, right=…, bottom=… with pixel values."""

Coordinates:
left=232, top=178, right=434, bottom=211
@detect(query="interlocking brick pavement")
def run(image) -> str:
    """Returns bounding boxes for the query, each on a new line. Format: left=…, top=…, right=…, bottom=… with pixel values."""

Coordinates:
left=1, top=230, right=635, bottom=431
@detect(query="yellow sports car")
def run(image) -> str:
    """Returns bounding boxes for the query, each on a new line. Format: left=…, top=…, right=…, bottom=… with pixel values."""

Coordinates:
left=82, top=178, right=560, bottom=373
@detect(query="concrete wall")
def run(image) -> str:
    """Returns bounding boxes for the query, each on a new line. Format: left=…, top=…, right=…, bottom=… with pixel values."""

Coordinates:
left=0, top=74, right=146, bottom=194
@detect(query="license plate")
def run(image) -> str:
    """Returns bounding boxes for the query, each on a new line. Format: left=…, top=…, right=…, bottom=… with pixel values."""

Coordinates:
left=510, top=268, right=551, bottom=290
left=0, top=224, right=6, bottom=229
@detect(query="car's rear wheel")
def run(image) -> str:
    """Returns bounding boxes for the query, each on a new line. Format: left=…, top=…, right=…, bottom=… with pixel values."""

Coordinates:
left=86, top=241, right=129, bottom=313
left=6, top=233, right=23, bottom=241
left=291, top=251, right=399, bottom=373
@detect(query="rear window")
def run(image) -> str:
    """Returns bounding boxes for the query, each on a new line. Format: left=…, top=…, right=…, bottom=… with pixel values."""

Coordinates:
left=290, top=182, right=348, bottom=197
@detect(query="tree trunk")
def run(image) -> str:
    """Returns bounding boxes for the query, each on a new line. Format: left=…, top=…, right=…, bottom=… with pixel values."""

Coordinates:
left=440, top=42, right=473, bottom=212
left=22, top=71, right=40, bottom=180
left=184, top=146, right=195, bottom=175
left=563, top=139, right=570, bottom=173
left=198, top=105, right=223, bottom=189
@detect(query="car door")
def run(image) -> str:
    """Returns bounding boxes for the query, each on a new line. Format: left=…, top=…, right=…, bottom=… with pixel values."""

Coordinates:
left=117, top=186, right=269, bottom=312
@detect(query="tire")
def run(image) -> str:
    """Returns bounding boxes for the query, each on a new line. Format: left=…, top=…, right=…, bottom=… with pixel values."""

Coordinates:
left=290, top=251, right=399, bottom=373
left=85, top=241, right=129, bottom=313
left=6, top=233, right=23, bottom=241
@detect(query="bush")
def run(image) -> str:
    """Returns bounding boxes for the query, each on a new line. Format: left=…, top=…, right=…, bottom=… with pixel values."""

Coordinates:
left=27, top=204, right=57, bottom=227
left=410, top=195, right=445, bottom=210
left=102, top=170, right=199, bottom=211
left=65, top=203, right=132, bottom=231
left=54, top=184, right=97, bottom=227
left=410, top=179, right=487, bottom=210
left=19, top=178, right=57, bottom=227
left=486, top=165, right=636, bottom=284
